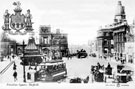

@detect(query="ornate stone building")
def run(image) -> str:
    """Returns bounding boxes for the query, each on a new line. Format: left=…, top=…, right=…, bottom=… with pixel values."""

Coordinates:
left=97, top=1, right=134, bottom=62
left=97, top=27, right=113, bottom=59
left=112, top=1, right=129, bottom=61
left=39, top=25, right=68, bottom=59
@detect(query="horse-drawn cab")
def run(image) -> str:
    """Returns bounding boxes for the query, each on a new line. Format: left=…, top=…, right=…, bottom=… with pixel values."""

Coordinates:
left=77, top=49, right=88, bottom=58
left=115, top=65, right=133, bottom=83
left=70, top=77, right=82, bottom=83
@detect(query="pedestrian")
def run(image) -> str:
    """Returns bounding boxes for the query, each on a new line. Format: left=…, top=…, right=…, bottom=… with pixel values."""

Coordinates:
left=83, top=76, right=89, bottom=83
left=12, top=54, right=15, bottom=59
left=8, top=55, right=11, bottom=61
left=107, top=62, right=111, bottom=69
left=27, top=72, right=31, bottom=80
left=13, top=71, right=17, bottom=82
left=97, top=62, right=101, bottom=69
left=13, top=63, right=17, bottom=70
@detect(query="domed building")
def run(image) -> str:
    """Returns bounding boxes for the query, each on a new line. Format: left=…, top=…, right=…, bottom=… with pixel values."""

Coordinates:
left=96, top=1, right=133, bottom=63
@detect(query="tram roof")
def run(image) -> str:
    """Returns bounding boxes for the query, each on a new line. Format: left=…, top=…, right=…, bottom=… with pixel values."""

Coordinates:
left=23, top=54, right=43, bottom=57
left=45, top=60, right=63, bottom=63
left=39, top=60, right=64, bottom=66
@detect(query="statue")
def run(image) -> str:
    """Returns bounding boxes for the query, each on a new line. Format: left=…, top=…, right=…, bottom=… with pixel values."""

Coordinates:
left=25, top=9, right=32, bottom=26
left=4, top=10, right=10, bottom=23
left=3, top=10, right=10, bottom=30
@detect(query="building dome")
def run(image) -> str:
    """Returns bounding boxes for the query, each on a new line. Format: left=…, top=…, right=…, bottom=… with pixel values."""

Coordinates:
left=115, top=1, right=125, bottom=16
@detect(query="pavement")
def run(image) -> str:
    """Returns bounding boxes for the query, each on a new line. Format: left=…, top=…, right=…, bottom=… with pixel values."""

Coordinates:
left=0, top=59, right=11, bottom=73
left=0, top=56, right=23, bottom=83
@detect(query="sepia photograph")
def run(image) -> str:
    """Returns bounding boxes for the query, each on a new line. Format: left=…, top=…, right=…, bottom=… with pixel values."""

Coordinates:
left=0, top=0, right=135, bottom=89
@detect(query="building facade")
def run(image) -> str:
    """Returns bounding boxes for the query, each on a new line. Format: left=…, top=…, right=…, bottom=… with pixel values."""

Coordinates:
left=112, top=1, right=129, bottom=61
left=97, top=1, right=134, bottom=63
left=97, top=27, right=113, bottom=59
left=125, top=21, right=135, bottom=64
left=0, top=32, right=18, bottom=57
left=39, top=25, right=68, bottom=59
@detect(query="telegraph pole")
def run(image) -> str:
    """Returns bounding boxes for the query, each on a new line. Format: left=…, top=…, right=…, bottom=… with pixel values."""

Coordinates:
left=22, top=40, right=26, bottom=82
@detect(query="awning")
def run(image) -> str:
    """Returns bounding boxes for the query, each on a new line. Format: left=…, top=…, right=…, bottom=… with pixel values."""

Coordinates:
left=45, top=60, right=63, bottom=63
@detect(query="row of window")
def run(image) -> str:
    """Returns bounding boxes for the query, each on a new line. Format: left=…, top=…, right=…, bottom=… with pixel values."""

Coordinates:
left=40, top=64, right=66, bottom=73
left=40, top=37, right=67, bottom=45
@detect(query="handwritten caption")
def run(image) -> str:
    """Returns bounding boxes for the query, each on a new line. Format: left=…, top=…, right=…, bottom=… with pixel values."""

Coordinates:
left=7, top=83, right=39, bottom=87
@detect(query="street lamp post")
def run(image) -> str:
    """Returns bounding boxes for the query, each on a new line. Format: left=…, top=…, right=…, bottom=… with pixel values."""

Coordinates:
left=59, top=39, right=61, bottom=59
left=22, top=40, right=26, bottom=82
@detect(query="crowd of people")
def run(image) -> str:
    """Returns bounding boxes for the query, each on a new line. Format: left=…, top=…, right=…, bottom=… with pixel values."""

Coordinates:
left=2, top=54, right=18, bottom=61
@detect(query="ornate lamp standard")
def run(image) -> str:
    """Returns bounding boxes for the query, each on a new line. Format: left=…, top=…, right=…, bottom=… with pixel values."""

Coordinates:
left=22, top=40, right=26, bottom=82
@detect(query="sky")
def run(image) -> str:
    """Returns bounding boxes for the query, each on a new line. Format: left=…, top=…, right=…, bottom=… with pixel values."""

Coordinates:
left=0, top=0, right=135, bottom=45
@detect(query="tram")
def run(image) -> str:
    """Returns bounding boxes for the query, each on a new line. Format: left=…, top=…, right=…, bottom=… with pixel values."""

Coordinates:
left=36, top=60, right=67, bottom=82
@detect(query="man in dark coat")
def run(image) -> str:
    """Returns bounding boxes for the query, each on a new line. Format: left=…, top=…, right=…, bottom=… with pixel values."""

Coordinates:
left=13, top=63, right=17, bottom=70
left=106, top=62, right=112, bottom=76
left=97, top=62, right=101, bottom=70
left=13, top=71, right=17, bottom=81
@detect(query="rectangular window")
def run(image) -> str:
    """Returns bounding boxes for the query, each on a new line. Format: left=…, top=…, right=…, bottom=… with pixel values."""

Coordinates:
left=44, top=37, right=47, bottom=44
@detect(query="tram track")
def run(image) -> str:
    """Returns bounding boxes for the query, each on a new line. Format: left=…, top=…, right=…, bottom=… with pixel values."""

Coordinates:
left=0, top=61, right=15, bottom=75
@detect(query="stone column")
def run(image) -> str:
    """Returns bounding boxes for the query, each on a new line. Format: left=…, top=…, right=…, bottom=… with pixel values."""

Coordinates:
left=118, top=33, right=120, bottom=59
left=113, top=35, right=116, bottom=60
left=121, top=33, right=123, bottom=42
left=115, top=33, right=118, bottom=60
